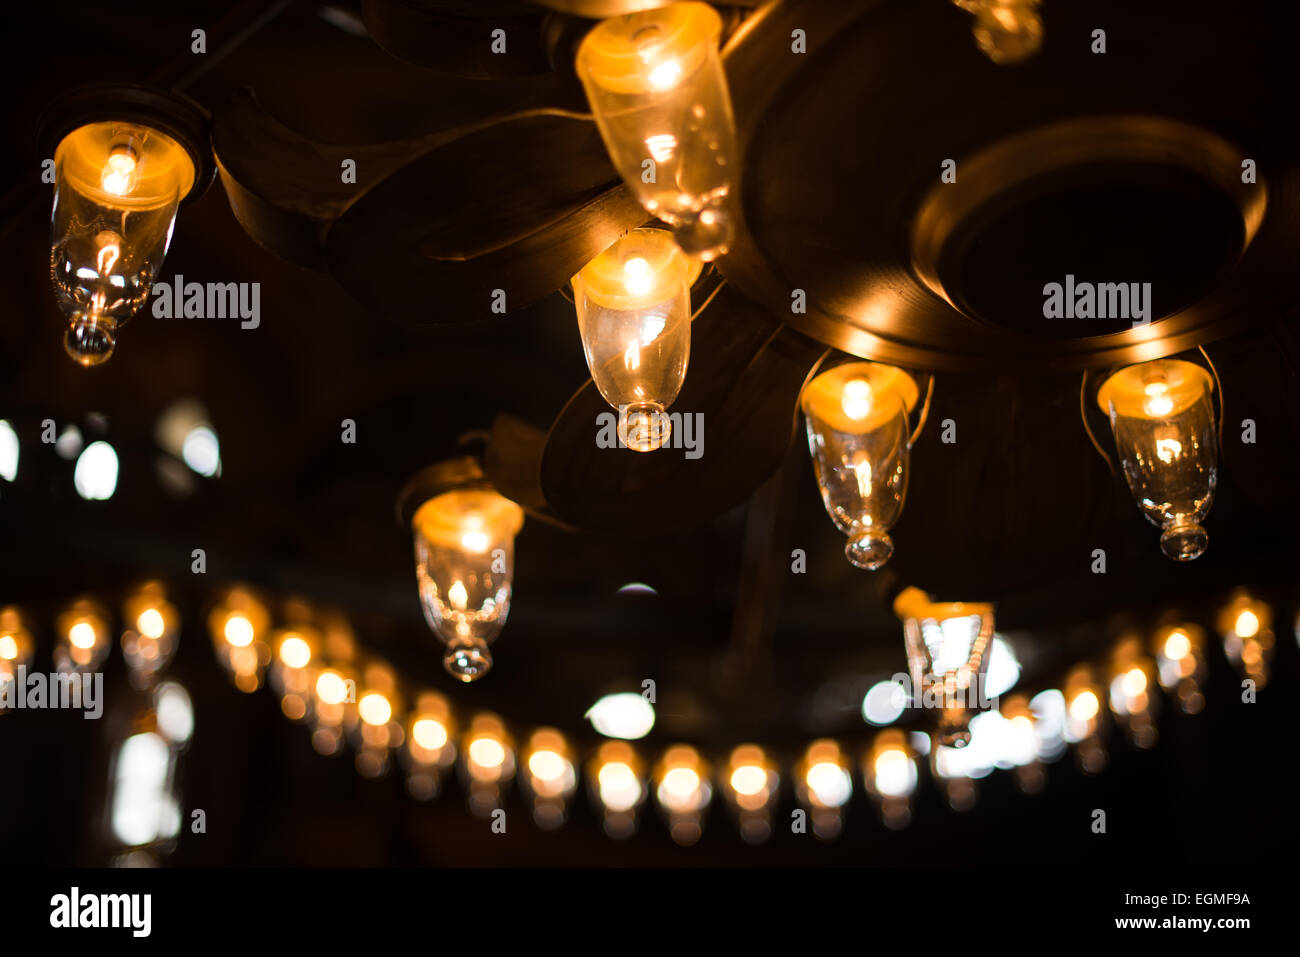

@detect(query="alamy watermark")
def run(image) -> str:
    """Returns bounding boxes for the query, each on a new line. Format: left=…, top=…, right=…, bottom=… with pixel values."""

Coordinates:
left=150, top=274, right=260, bottom=329
left=0, top=667, right=103, bottom=719
left=595, top=407, right=704, bottom=459
left=1042, top=274, right=1151, bottom=328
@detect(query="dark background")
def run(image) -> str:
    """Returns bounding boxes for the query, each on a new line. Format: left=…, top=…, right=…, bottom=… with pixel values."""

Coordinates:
left=1, top=0, right=1297, bottom=866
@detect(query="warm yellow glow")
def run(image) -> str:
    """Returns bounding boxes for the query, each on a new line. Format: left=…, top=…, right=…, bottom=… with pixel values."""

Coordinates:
left=136, top=608, right=166, bottom=640
left=469, top=736, right=506, bottom=769
left=100, top=149, right=138, bottom=196
left=802, top=361, right=920, bottom=435
left=1155, top=437, right=1182, bottom=463
left=358, top=692, right=392, bottom=726
left=223, top=614, right=254, bottom=648
left=1235, top=609, right=1260, bottom=639
left=1069, top=689, right=1100, bottom=722
left=413, top=490, right=523, bottom=550
left=69, top=621, right=97, bottom=649
left=1164, top=631, right=1191, bottom=661
left=459, top=529, right=489, bottom=553
left=95, top=237, right=121, bottom=275
left=623, top=256, right=653, bottom=296
left=58, top=122, right=194, bottom=203
left=662, top=766, right=700, bottom=800
left=316, top=670, right=348, bottom=706
left=528, top=749, right=568, bottom=783
left=447, top=580, right=469, bottom=611
left=278, top=634, right=312, bottom=670
left=1121, top=667, right=1147, bottom=697
left=0, top=635, right=17, bottom=660
left=841, top=378, right=874, bottom=420
left=1098, top=360, right=1211, bottom=420
left=730, top=764, right=766, bottom=796
left=646, top=58, right=682, bottom=90
left=412, top=717, right=448, bottom=750
left=598, top=761, right=642, bottom=811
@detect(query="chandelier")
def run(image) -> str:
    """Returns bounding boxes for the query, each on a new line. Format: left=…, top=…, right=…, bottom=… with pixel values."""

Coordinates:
left=12, top=0, right=1300, bottom=856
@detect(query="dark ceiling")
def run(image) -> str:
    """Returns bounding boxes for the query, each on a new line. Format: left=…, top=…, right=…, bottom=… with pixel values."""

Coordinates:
left=1, top=0, right=1298, bottom=867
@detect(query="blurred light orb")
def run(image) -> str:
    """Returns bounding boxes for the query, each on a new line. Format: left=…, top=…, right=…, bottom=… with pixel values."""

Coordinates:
left=74, top=440, right=119, bottom=500
left=586, top=692, right=655, bottom=740
left=862, top=678, right=908, bottom=726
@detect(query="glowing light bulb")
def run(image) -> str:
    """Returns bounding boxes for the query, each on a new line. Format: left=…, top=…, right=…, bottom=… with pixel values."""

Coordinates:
left=358, top=692, right=392, bottom=727
left=572, top=228, right=696, bottom=452
left=413, top=718, right=448, bottom=751
left=223, top=615, right=254, bottom=648
left=316, top=671, right=348, bottom=706
left=1098, top=359, right=1218, bottom=561
left=1069, top=689, right=1099, bottom=721
left=278, top=634, right=312, bottom=670
left=0, top=636, right=16, bottom=661
left=468, top=736, right=506, bottom=771
left=802, top=362, right=920, bottom=569
left=953, top=0, right=1044, bottom=64
left=409, top=466, right=524, bottom=682
left=1164, top=631, right=1191, bottom=661
left=1235, top=610, right=1260, bottom=639
left=894, top=589, right=996, bottom=748
left=1121, top=667, right=1147, bottom=697
left=206, top=588, right=271, bottom=692
left=136, top=608, right=165, bottom=640
left=69, top=621, right=97, bottom=649
left=49, top=120, right=196, bottom=366
left=576, top=2, right=736, bottom=259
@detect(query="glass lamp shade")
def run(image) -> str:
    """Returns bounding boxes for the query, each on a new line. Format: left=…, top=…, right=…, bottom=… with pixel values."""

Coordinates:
left=801, top=361, right=920, bottom=569
left=50, top=120, right=194, bottom=366
left=571, top=227, right=696, bottom=452
left=893, top=587, right=996, bottom=748
left=413, top=488, right=525, bottom=682
left=576, top=2, right=736, bottom=260
left=1096, top=359, right=1217, bottom=561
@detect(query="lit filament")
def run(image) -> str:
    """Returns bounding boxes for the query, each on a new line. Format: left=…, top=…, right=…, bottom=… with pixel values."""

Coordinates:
left=447, top=580, right=469, bottom=611
left=841, top=378, right=873, bottom=420
left=645, top=134, right=678, bottom=163
left=459, top=519, right=489, bottom=554
left=1155, top=438, right=1182, bottom=464
left=646, top=59, right=682, bottom=90
left=623, top=256, right=653, bottom=296
left=623, top=341, right=642, bottom=372
left=850, top=449, right=873, bottom=499
left=100, top=150, right=138, bottom=196
left=0, top=635, right=18, bottom=660
left=1142, top=381, right=1174, bottom=417
left=96, top=236, right=121, bottom=276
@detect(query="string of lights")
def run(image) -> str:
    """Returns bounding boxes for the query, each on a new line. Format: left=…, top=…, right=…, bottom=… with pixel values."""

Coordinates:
left=1, top=582, right=1282, bottom=849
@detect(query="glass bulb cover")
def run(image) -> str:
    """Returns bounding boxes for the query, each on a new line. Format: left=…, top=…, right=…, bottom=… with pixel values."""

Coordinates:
left=576, top=2, right=736, bottom=259
left=50, top=121, right=194, bottom=365
left=802, top=362, right=919, bottom=569
left=413, top=488, right=523, bottom=681
left=1097, top=359, right=1217, bottom=560
left=572, top=227, right=693, bottom=449
left=893, top=588, right=996, bottom=748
